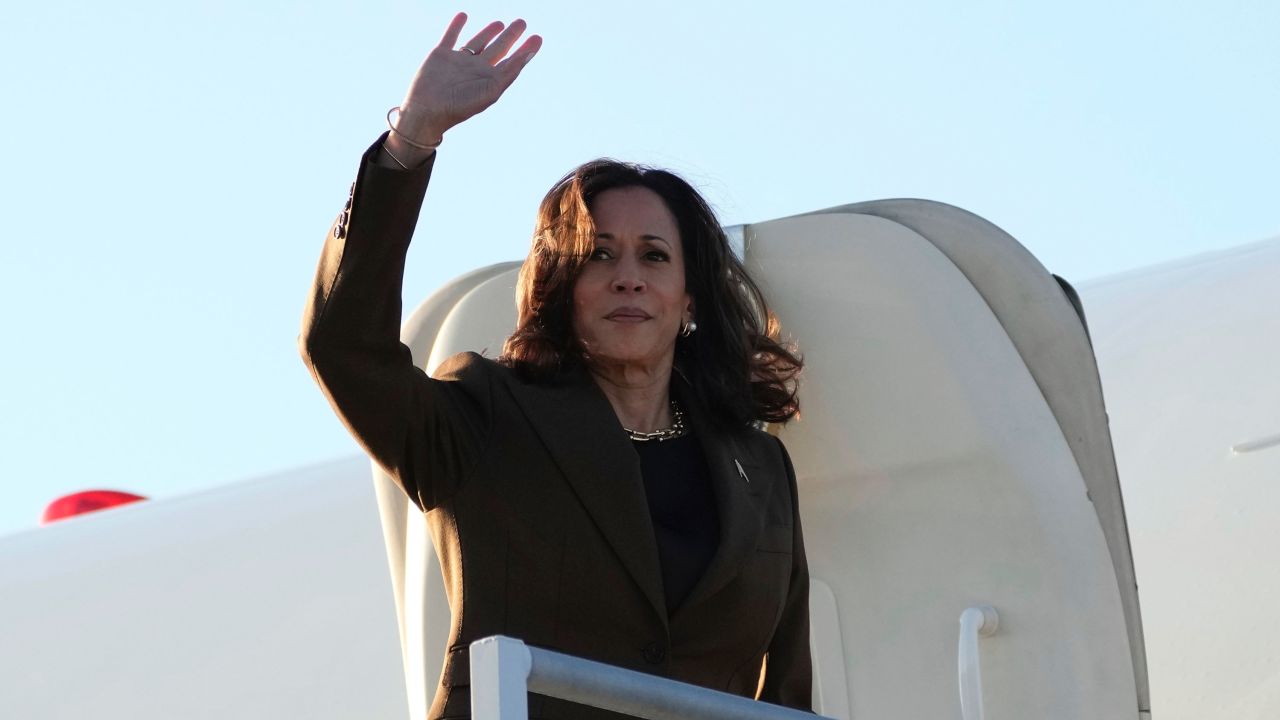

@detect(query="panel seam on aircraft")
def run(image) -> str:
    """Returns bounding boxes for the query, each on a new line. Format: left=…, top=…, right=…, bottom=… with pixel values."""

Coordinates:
left=1231, top=433, right=1280, bottom=455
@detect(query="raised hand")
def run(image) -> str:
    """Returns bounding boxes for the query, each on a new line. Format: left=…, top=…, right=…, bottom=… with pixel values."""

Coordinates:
left=389, top=13, right=541, bottom=156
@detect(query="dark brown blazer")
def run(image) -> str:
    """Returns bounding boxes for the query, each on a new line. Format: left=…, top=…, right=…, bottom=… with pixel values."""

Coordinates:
left=300, top=137, right=812, bottom=719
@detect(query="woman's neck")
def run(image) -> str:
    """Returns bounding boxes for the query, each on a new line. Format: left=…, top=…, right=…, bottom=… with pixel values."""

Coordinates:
left=589, top=361, right=675, bottom=433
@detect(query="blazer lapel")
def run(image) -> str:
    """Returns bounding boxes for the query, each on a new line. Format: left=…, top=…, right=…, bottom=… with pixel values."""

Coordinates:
left=505, top=371, right=667, bottom=622
left=673, top=391, right=775, bottom=617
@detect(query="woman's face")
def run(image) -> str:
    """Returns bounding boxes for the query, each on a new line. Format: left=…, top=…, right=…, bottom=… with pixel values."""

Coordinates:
left=572, top=186, right=692, bottom=370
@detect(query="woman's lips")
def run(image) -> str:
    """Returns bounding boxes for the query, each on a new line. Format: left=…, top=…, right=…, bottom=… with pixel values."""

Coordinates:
left=605, top=308, right=651, bottom=322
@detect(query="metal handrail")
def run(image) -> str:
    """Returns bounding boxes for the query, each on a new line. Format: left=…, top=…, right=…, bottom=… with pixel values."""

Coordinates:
left=470, top=635, right=828, bottom=720
left=958, top=606, right=1000, bottom=720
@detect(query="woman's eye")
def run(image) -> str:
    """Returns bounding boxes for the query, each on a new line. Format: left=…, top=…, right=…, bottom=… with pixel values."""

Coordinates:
left=589, top=248, right=611, bottom=260
left=645, top=250, right=670, bottom=262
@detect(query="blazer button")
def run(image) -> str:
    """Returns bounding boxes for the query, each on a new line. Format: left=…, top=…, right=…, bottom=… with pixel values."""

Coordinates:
left=642, top=642, right=666, bottom=664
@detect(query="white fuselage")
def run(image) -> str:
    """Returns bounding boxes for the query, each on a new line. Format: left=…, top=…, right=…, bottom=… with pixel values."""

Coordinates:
left=1, top=235, right=1276, bottom=720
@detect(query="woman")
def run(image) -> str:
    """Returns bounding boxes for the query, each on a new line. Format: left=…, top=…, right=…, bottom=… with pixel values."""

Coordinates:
left=301, top=13, right=811, bottom=719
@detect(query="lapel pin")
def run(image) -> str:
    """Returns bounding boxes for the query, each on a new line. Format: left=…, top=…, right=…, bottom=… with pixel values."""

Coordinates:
left=734, top=459, right=749, bottom=484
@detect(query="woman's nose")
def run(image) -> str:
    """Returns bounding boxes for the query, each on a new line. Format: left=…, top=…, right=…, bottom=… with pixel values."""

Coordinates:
left=612, top=276, right=645, bottom=292
left=611, top=260, right=645, bottom=292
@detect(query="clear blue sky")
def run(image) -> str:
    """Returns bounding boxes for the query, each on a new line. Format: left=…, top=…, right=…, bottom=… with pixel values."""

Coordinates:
left=2, top=1, right=1277, bottom=536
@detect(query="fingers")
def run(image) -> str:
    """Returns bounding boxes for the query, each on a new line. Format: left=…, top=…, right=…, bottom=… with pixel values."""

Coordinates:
left=461, top=19, right=506, bottom=54
left=496, top=35, right=542, bottom=86
left=479, top=18, right=528, bottom=64
left=437, top=11, right=467, bottom=49
left=431, top=13, right=541, bottom=93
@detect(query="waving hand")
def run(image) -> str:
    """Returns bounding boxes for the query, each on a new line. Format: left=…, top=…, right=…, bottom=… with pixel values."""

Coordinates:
left=387, top=13, right=541, bottom=162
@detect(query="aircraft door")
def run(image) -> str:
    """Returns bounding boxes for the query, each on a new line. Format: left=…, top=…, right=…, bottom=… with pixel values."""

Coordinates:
left=750, top=201, right=1147, bottom=719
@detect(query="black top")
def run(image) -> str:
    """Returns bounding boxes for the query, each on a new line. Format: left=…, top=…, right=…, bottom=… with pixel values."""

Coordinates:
left=632, top=433, right=720, bottom=614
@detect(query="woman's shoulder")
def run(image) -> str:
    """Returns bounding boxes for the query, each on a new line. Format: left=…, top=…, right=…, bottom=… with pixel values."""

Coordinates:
left=430, top=351, right=503, bottom=379
left=430, top=351, right=570, bottom=391
left=734, top=425, right=797, bottom=474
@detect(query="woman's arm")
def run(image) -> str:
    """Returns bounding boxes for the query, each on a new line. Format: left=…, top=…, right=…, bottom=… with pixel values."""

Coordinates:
left=300, top=140, right=480, bottom=511
left=298, top=13, right=540, bottom=510
left=758, top=437, right=814, bottom=711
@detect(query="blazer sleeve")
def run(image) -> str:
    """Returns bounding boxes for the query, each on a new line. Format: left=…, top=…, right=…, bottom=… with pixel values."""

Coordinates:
left=758, top=436, right=814, bottom=711
left=299, top=133, right=492, bottom=512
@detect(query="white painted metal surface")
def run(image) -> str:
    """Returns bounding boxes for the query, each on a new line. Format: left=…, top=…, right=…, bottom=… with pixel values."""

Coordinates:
left=0, top=457, right=408, bottom=720
left=470, top=636, right=534, bottom=720
left=750, top=207, right=1138, bottom=718
left=831, top=200, right=1148, bottom=709
left=1081, top=236, right=1280, bottom=720
left=807, top=579, right=852, bottom=720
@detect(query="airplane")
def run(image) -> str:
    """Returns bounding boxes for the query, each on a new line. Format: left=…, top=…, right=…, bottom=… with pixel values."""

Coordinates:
left=1, top=198, right=1275, bottom=720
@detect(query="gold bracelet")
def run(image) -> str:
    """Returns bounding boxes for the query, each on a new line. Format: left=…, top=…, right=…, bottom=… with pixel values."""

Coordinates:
left=381, top=142, right=410, bottom=170
left=386, top=106, right=442, bottom=151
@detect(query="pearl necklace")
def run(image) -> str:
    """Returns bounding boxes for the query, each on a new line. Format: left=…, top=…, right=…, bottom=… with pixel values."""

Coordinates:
left=624, top=401, right=688, bottom=442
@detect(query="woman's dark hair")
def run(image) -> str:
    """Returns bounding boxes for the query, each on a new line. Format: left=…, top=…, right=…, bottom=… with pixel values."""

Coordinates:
left=499, top=159, right=802, bottom=430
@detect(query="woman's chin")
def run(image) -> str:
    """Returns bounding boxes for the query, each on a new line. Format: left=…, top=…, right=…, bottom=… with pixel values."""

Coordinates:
left=584, top=343, right=674, bottom=372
